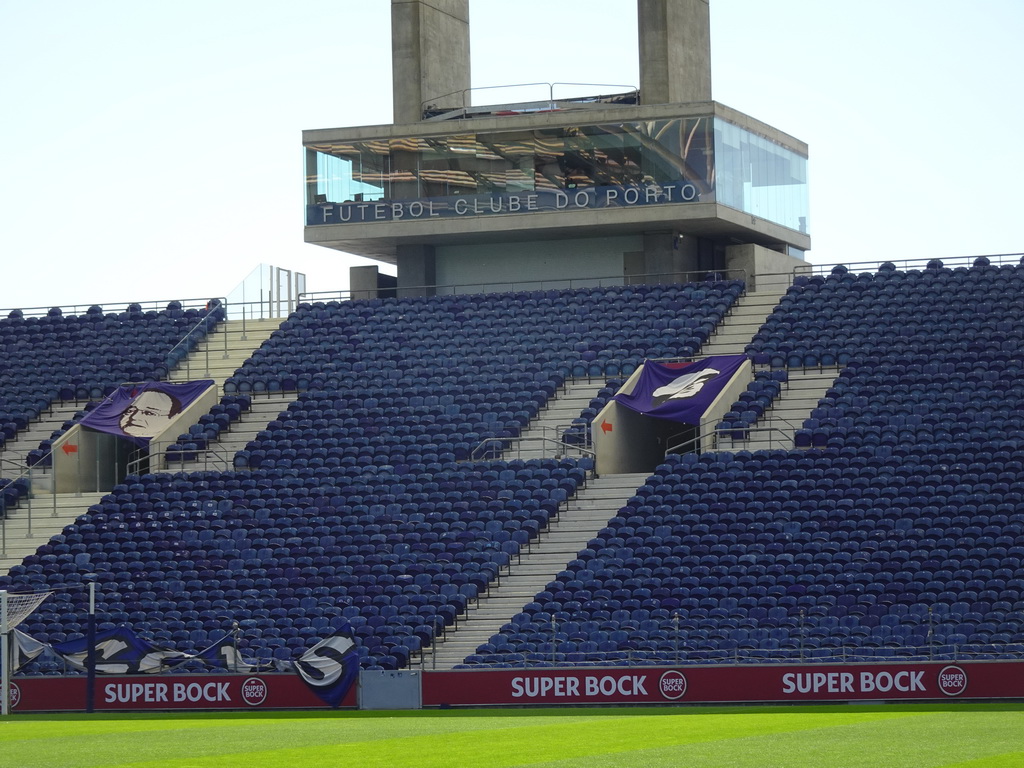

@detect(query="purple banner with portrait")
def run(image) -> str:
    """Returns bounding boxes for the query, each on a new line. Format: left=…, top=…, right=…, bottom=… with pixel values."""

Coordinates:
left=78, top=380, right=214, bottom=448
left=613, top=356, right=747, bottom=425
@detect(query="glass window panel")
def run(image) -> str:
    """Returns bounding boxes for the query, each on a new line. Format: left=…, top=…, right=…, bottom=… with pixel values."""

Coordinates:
left=713, top=118, right=808, bottom=234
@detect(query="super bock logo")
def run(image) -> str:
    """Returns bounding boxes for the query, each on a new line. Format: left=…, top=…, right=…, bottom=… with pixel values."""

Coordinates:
left=659, top=670, right=687, bottom=700
left=8, top=683, right=20, bottom=709
left=240, top=677, right=269, bottom=706
left=936, top=666, right=968, bottom=697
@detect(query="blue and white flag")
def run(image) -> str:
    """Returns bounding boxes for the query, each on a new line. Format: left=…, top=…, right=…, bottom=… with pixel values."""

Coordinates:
left=292, top=630, right=360, bottom=708
left=613, top=355, right=747, bottom=424
left=11, top=629, right=47, bottom=673
left=51, top=626, right=182, bottom=674
left=186, top=633, right=258, bottom=673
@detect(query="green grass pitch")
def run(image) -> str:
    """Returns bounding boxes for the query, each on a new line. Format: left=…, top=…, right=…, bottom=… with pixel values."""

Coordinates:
left=2, top=703, right=1022, bottom=768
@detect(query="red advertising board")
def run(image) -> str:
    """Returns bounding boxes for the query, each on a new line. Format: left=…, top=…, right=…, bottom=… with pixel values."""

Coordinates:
left=422, top=661, right=1024, bottom=707
left=10, top=673, right=355, bottom=712
left=9, top=662, right=1022, bottom=712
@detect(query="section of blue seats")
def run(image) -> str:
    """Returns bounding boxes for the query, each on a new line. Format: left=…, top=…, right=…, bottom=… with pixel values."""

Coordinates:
left=8, top=261, right=1024, bottom=673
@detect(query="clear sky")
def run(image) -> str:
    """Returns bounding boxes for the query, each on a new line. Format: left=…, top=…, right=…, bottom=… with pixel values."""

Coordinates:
left=2, top=0, right=1021, bottom=311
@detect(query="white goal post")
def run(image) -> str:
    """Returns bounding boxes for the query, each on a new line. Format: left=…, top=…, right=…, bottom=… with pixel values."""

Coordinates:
left=2, top=589, right=53, bottom=716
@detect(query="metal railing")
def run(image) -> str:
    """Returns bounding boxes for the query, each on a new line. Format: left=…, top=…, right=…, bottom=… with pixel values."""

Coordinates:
left=469, top=435, right=596, bottom=463
left=0, top=297, right=215, bottom=321
left=446, top=643, right=1024, bottom=669
left=666, top=424, right=800, bottom=456
left=128, top=444, right=234, bottom=477
left=797, top=251, right=1024, bottom=278
left=747, top=251, right=1024, bottom=295
left=300, top=267, right=748, bottom=306
left=422, top=81, right=639, bottom=118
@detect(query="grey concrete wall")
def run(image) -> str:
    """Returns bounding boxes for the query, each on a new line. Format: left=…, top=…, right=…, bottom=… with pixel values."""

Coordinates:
left=350, top=265, right=381, bottom=300
left=397, top=243, right=437, bottom=296
left=434, top=236, right=639, bottom=293
left=698, top=357, right=752, bottom=450
left=391, top=0, right=470, bottom=124
left=594, top=357, right=752, bottom=472
left=593, top=402, right=665, bottom=475
left=638, top=0, right=712, bottom=105
left=148, top=384, right=220, bottom=471
left=725, top=243, right=809, bottom=293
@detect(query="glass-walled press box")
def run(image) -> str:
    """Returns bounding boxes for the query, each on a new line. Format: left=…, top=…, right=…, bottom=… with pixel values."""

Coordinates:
left=303, top=102, right=809, bottom=259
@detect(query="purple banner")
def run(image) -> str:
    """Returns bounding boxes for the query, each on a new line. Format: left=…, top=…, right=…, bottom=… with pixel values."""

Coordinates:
left=613, top=356, right=747, bottom=425
left=79, top=380, right=214, bottom=447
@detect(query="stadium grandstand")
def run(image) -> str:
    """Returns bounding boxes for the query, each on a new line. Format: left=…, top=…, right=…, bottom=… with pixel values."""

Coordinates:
left=0, top=1, right=1020, bottom=709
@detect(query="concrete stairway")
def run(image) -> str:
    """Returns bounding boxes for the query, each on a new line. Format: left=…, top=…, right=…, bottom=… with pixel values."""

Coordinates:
left=720, top=367, right=840, bottom=452
left=507, top=379, right=605, bottom=460
left=417, top=472, right=649, bottom=669
left=0, top=403, right=83, bottom=474
left=699, top=288, right=790, bottom=357
left=167, top=317, right=283, bottom=395
left=696, top=286, right=842, bottom=452
left=157, top=317, right=289, bottom=472
left=159, top=394, right=298, bottom=474
left=0, top=492, right=107, bottom=576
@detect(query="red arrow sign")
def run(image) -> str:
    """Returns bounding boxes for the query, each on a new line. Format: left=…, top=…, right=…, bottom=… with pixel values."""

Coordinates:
left=600, top=421, right=613, bottom=434
left=62, top=444, right=78, bottom=454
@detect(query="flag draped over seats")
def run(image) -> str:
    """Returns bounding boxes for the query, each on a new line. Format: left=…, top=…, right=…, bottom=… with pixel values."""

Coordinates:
left=613, top=355, right=747, bottom=424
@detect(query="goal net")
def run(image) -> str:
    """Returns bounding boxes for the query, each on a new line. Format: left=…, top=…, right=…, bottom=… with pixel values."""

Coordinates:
left=2, top=589, right=53, bottom=716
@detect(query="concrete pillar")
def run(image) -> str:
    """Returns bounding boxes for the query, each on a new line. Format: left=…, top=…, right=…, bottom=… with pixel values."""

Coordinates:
left=643, top=231, right=686, bottom=283
left=397, top=244, right=437, bottom=297
left=350, top=265, right=380, bottom=300
left=725, top=243, right=808, bottom=293
left=638, top=0, right=712, bottom=105
left=391, top=0, right=471, bottom=124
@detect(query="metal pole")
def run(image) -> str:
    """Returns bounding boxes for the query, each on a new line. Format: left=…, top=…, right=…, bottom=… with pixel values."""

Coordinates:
left=94, top=439, right=101, bottom=496
left=673, top=612, right=680, bottom=665
left=2, top=591, right=9, bottom=716
left=76, top=440, right=83, bottom=498
left=799, top=609, right=805, bottom=662
left=928, top=605, right=934, bottom=660
left=551, top=618, right=557, bottom=665
left=222, top=304, right=229, bottom=359
left=85, top=577, right=97, bottom=713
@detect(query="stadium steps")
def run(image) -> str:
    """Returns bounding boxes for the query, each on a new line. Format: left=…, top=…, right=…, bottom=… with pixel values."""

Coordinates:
left=0, top=492, right=107, bottom=577
left=697, top=286, right=842, bottom=451
left=156, top=316, right=291, bottom=472
left=722, top=367, right=841, bottom=451
left=0, top=403, right=85, bottom=474
left=157, top=393, right=299, bottom=473
left=698, top=287, right=791, bottom=357
left=166, top=317, right=285, bottom=395
left=509, top=379, right=604, bottom=460
left=417, top=472, right=649, bottom=669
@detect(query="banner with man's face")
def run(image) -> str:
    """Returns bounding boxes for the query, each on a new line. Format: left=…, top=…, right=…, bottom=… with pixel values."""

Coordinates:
left=79, top=380, right=214, bottom=447
left=612, top=355, right=747, bottom=425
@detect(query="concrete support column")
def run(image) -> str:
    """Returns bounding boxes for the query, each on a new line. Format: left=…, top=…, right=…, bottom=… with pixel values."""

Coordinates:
left=397, top=244, right=437, bottom=297
left=638, top=0, right=712, bottom=105
left=725, top=243, right=808, bottom=293
left=643, top=231, right=685, bottom=283
left=642, top=232, right=725, bottom=282
left=350, top=265, right=380, bottom=300
left=391, top=0, right=470, bottom=123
